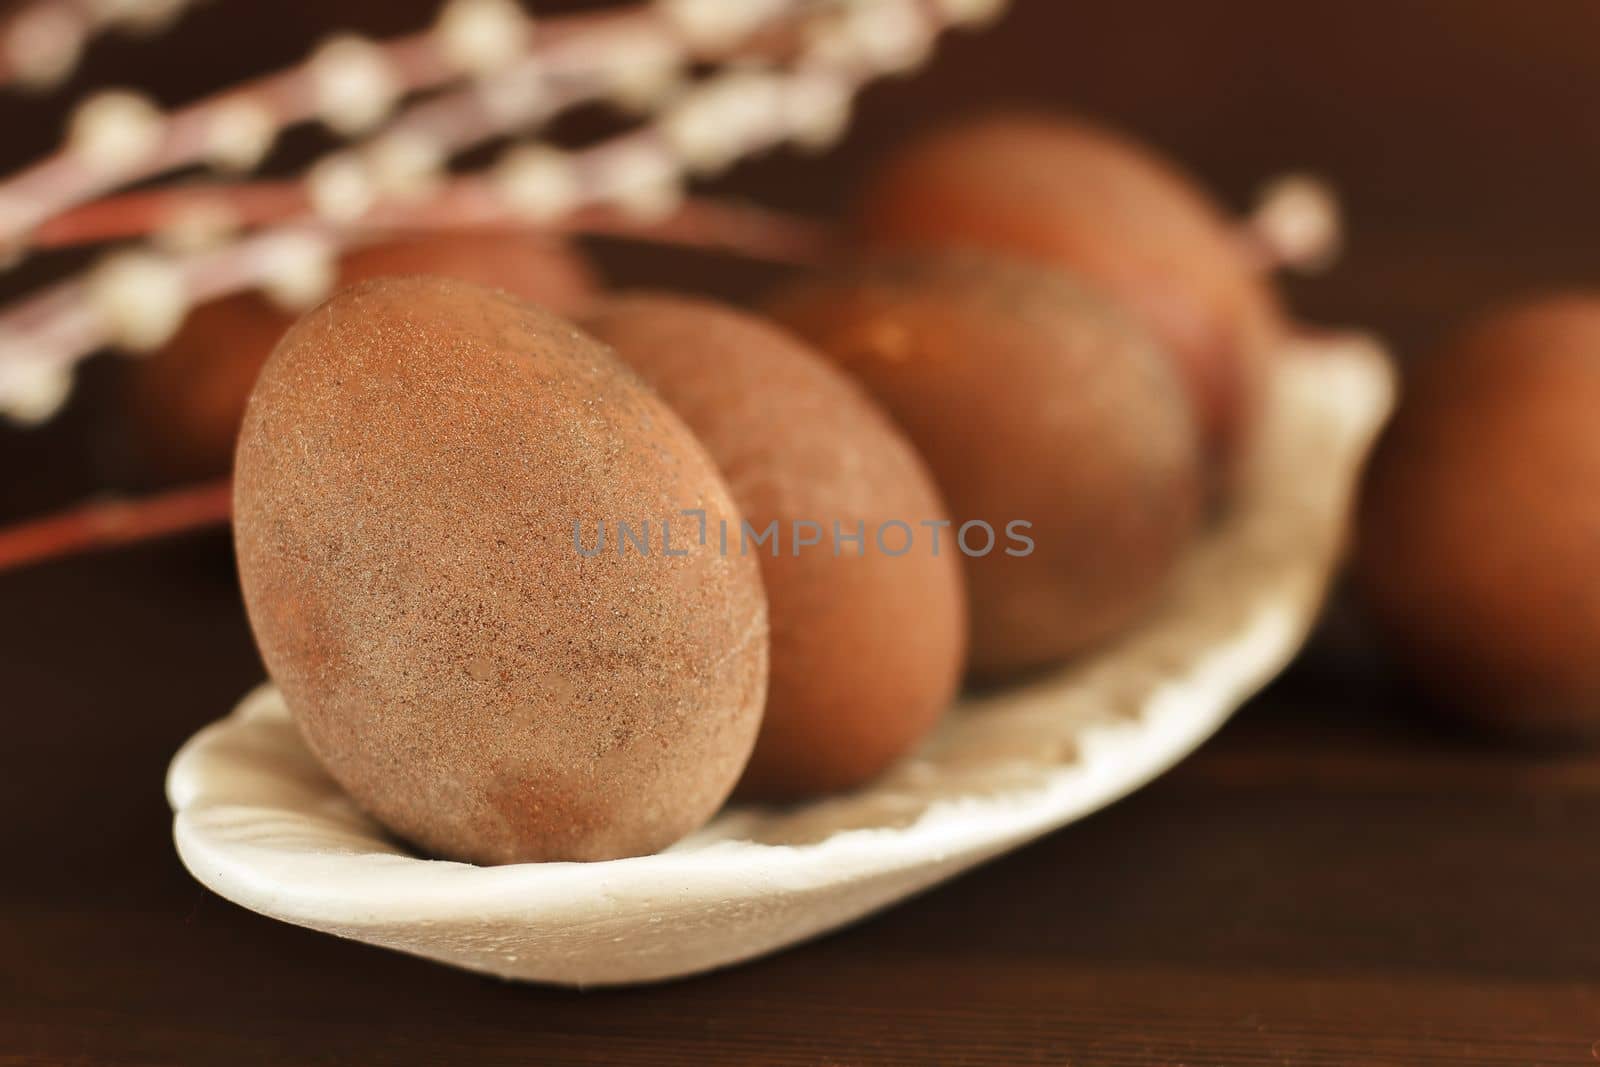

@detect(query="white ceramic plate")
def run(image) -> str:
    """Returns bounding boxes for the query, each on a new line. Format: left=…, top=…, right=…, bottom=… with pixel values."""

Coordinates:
left=167, top=335, right=1394, bottom=987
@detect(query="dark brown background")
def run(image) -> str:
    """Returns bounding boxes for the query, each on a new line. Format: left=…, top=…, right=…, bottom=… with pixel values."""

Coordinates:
left=5, top=2, right=1600, bottom=1064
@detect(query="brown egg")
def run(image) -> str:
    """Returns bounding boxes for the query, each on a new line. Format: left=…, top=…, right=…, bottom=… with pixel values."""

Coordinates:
left=131, top=230, right=599, bottom=479
left=768, top=250, right=1202, bottom=678
left=854, top=112, right=1283, bottom=481
left=233, top=276, right=767, bottom=863
left=1356, top=294, right=1600, bottom=741
left=584, top=293, right=967, bottom=799
left=128, top=295, right=289, bottom=481
left=335, top=230, right=600, bottom=303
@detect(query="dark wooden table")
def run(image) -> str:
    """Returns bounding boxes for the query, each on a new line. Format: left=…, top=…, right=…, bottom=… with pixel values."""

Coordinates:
left=6, top=2, right=1600, bottom=1064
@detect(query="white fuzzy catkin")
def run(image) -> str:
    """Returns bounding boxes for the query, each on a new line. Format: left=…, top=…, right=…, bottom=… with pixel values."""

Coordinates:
left=935, top=0, right=1009, bottom=27
left=661, top=69, right=784, bottom=175
left=256, top=231, right=336, bottom=311
left=494, top=144, right=580, bottom=222
left=7, top=5, right=85, bottom=90
left=474, top=58, right=548, bottom=127
left=363, top=131, right=446, bottom=201
left=68, top=91, right=165, bottom=174
left=308, top=152, right=377, bottom=222
left=1254, top=175, right=1342, bottom=273
left=601, top=29, right=684, bottom=113
left=434, top=0, right=531, bottom=76
left=309, top=35, right=400, bottom=135
left=783, top=70, right=852, bottom=152
left=204, top=97, right=277, bottom=172
left=604, top=143, right=682, bottom=222
left=659, top=0, right=785, bottom=51
left=88, top=251, right=187, bottom=351
left=0, top=358, right=73, bottom=425
left=154, top=200, right=241, bottom=254
left=839, top=0, right=934, bottom=75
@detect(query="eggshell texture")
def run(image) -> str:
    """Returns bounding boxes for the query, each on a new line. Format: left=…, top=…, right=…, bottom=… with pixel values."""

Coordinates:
left=233, top=276, right=768, bottom=864
left=1356, top=294, right=1600, bottom=740
left=855, top=113, right=1282, bottom=480
left=584, top=293, right=967, bottom=799
left=768, top=250, right=1202, bottom=677
left=336, top=231, right=600, bottom=304
left=131, top=231, right=598, bottom=479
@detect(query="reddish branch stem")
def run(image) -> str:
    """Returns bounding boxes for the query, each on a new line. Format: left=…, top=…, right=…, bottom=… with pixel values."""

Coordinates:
left=0, top=478, right=232, bottom=572
left=0, top=2, right=668, bottom=243
left=33, top=183, right=307, bottom=245
left=35, top=171, right=1331, bottom=276
left=576, top=198, right=838, bottom=265
left=33, top=186, right=840, bottom=266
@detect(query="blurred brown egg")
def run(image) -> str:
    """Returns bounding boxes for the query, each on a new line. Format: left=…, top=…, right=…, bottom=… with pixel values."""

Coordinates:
left=855, top=112, right=1283, bottom=482
left=234, top=276, right=767, bottom=863
left=130, top=230, right=599, bottom=480
left=768, top=249, right=1202, bottom=678
left=1356, top=294, right=1600, bottom=741
left=585, top=293, right=967, bottom=799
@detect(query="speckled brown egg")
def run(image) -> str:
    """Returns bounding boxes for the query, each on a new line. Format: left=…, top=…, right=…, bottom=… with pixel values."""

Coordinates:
left=584, top=293, right=967, bottom=799
left=233, top=276, right=767, bottom=864
left=131, top=230, right=599, bottom=479
left=855, top=113, right=1283, bottom=482
left=1356, top=294, right=1600, bottom=741
left=767, top=249, right=1202, bottom=678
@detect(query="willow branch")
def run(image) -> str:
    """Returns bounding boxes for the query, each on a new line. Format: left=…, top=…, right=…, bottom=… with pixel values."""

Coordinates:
left=1242, top=173, right=1342, bottom=275
left=0, top=478, right=232, bottom=572
left=0, top=0, right=999, bottom=422
left=0, top=0, right=820, bottom=249
left=34, top=181, right=838, bottom=264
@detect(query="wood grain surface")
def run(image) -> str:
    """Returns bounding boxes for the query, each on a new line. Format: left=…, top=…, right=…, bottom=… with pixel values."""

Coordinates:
left=4, top=1, right=1600, bottom=1063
